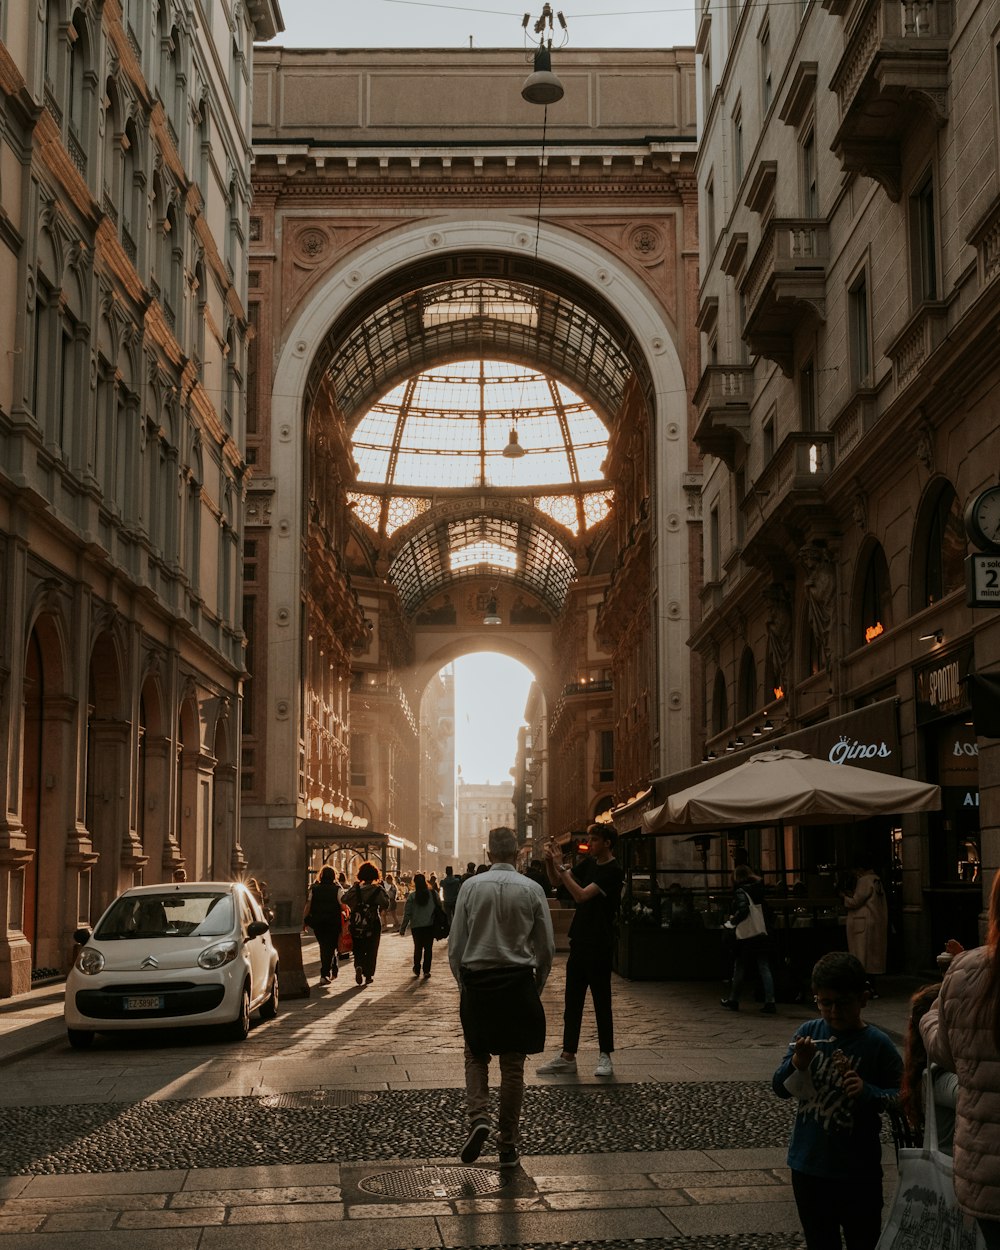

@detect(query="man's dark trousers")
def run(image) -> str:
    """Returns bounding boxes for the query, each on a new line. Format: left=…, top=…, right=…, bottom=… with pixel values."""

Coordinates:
left=562, top=942, right=614, bottom=1054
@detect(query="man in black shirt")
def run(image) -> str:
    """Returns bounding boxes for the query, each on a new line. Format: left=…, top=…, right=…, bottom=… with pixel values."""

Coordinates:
left=537, top=823, right=624, bottom=1078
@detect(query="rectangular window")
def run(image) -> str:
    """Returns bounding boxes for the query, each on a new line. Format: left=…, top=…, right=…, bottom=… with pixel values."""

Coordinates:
left=598, top=730, right=614, bottom=782
left=737, top=290, right=749, bottom=364
left=705, top=176, right=716, bottom=255
left=849, top=272, right=871, bottom=386
left=242, top=595, right=255, bottom=735
left=799, top=359, right=816, bottom=431
left=910, top=173, right=938, bottom=303
left=246, top=303, right=259, bottom=434
left=801, top=129, right=818, bottom=217
left=703, top=48, right=712, bottom=110
left=734, top=467, right=746, bottom=544
left=759, top=25, right=772, bottom=113
left=733, top=104, right=744, bottom=184
left=709, top=504, right=721, bottom=580
left=762, top=410, right=775, bottom=464
left=350, top=734, right=370, bottom=788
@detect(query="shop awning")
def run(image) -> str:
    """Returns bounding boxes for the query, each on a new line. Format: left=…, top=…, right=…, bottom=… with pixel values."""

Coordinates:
left=642, top=749, right=941, bottom=833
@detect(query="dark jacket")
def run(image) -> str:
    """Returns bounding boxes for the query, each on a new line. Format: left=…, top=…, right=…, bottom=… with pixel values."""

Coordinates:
left=306, top=882, right=343, bottom=930
left=459, top=965, right=545, bottom=1055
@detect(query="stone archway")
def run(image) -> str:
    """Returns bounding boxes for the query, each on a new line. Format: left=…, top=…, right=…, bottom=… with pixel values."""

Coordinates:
left=268, top=217, right=693, bottom=786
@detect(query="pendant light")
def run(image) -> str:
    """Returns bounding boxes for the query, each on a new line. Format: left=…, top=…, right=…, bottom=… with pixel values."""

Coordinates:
left=502, top=426, right=526, bottom=459
left=483, top=596, right=502, bottom=626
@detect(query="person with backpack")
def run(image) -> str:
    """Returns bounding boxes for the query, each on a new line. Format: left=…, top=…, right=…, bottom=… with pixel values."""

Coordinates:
left=343, top=861, right=390, bottom=986
left=302, top=866, right=343, bottom=985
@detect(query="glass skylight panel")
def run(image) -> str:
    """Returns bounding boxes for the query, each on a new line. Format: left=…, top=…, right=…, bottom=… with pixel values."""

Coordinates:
left=535, top=495, right=580, bottom=534
left=347, top=492, right=383, bottom=531
left=583, top=491, right=614, bottom=529
left=450, top=542, right=518, bottom=572
left=573, top=443, right=608, bottom=481
left=385, top=496, right=430, bottom=536
left=353, top=446, right=392, bottom=482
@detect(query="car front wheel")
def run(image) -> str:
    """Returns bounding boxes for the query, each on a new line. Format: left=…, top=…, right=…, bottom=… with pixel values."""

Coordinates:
left=258, top=971, right=279, bottom=1020
left=224, top=985, right=251, bottom=1041
left=67, top=1028, right=94, bottom=1050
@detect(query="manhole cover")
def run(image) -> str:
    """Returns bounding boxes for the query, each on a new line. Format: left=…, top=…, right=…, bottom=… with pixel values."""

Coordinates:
left=258, top=1090, right=377, bottom=1109
left=359, top=1166, right=508, bottom=1200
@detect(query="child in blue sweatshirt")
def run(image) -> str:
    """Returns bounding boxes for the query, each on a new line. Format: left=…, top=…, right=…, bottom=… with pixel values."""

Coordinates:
left=773, top=951, right=902, bottom=1250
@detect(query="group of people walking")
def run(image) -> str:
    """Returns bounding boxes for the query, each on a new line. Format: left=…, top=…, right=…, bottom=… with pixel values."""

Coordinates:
left=300, top=839, right=1000, bottom=1250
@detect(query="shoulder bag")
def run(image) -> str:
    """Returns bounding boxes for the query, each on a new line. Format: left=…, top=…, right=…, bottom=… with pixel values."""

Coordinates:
left=875, top=1063, right=986, bottom=1250
left=734, top=888, right=767, bottom=940
left=431, top=896, right=450, bottom=940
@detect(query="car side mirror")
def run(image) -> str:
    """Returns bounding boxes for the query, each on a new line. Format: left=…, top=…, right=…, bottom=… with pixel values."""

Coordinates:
left=72, top=927, right=92, bottom=944
left=246, top=920, right=270, bottom=939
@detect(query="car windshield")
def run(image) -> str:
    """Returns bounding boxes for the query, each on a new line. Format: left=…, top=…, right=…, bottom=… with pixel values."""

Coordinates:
left=93, top=893, right=234, bottom=940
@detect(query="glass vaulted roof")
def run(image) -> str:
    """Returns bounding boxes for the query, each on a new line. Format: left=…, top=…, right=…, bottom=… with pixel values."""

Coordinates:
left=352, top=359, right=610, bottom=491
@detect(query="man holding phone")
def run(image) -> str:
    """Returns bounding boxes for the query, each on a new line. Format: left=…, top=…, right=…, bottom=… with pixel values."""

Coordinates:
left=536, top=823, right=624, bottom=1078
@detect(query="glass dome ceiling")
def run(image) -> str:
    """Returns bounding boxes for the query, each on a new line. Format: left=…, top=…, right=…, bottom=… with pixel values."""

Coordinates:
left=352, top=359, right=610, bottom=491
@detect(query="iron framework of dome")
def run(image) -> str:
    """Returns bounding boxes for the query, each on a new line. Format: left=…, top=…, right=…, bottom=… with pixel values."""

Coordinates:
left=317, top=273, right=638, bottom=617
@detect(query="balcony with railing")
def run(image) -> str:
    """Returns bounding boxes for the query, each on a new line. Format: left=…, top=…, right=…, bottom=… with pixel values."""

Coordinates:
left=693, top=365, right=754, bottom=468
left=830, top=0, right=952, bottom=200
left=742, top=433, right=836, bottom=561
left=741, top=220, right=829, bottom=377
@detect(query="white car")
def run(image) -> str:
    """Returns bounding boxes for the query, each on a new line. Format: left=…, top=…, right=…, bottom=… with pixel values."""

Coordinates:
left=64, top=881, right=279, bottom=1049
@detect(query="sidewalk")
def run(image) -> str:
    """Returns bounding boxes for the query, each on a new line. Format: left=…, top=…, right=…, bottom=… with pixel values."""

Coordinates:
left=0, top=936, right=919, bottom=1249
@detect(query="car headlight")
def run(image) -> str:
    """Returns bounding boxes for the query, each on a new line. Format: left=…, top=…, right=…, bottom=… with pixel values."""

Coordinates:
left=76, top=948, right=105, bottom=975
left=198, top=940, right=239, bottom=969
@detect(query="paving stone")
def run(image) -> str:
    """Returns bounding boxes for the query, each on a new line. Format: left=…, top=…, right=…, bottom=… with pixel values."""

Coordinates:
left=226, top=1202, right=347, bottom=1223
left=199, top=1215, right=439, bottom=1249
left=39, top=1214, right=116, bottom=1232
left=0, top=1233, right=202, bottom=1250
left=530, top=1173, right=656, bottom=1191
left=435, top=1205, right=684, bottom=1245
left=168, top=1186, right=340, bottom=1208
left=181, top=1165, right=340, bottom=1190
left=663, top=1199, right=803, bottom=1236
left=4, top=1195, right=168, bottom=1214
left=544, top=1188, right=693, bottom=1210
left=344, top=1201, right=451, bottom=1219
left=18, top=1173, right=187, bottom=1197
left=116, top=1207, right=225, bottom=1228
left=683, top=1184, right=793, bottom=1203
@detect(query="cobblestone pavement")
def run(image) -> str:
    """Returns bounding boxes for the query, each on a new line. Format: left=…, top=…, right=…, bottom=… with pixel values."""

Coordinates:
left=0, top=928, right=916, bottom=1248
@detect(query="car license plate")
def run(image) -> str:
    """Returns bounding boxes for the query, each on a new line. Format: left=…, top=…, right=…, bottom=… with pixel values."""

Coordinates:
left=124, top=995, right=163, bottom=1011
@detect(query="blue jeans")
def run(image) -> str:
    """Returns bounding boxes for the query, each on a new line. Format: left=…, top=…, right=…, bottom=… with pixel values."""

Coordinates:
left=730, top=942, right=775, bottom=1004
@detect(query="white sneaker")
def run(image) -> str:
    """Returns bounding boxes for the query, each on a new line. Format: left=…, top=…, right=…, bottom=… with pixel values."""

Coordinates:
left=536, top=1054, right=577, bottom=1075
left=595, top=1052, right=614, bottom=1077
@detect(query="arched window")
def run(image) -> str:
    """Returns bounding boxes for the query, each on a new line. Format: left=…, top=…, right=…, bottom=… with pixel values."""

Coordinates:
left=737, top=647, right=757, bottom=720
left=67, top=15, right=91, bottom=176
left=711, top=668, right=728, bottom=736
left=102, top=80, right=121, bottom=221
left=856, top=541, right=892, bottom=647
left=121, top=119, right=140, bottom=264
left=44, top=0, right=62, bottom=104
left=913, top=481, right=965, bottom=609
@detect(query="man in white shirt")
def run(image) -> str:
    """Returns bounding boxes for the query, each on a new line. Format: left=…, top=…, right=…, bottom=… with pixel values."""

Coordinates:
left=449, top=825, right=555, bottom=1169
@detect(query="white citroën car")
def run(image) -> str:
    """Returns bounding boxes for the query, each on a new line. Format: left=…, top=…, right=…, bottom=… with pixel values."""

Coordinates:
left=64, top=881, right=279, bottom=1048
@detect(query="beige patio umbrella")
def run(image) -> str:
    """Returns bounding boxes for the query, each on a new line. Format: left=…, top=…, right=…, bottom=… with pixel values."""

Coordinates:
left=643, top=749, right=941, bottom=834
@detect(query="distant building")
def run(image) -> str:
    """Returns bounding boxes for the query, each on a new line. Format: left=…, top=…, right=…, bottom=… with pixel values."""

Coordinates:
left=455, top=780, right=516, bottom=869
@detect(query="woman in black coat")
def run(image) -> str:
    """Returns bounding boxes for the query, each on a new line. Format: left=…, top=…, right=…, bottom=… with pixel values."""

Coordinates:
left=303, top=865, right=343, bottom=985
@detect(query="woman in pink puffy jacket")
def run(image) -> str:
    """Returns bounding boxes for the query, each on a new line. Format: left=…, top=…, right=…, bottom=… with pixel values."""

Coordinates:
left=920, top=870, right=1000, bottom=1249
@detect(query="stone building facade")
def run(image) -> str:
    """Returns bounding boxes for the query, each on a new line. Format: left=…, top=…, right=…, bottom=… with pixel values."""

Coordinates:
left=245, top=48, right=701, bottom=920
left=0, top=0, right=281, bottom=996
left=694, top=0, right=1000, bottom=965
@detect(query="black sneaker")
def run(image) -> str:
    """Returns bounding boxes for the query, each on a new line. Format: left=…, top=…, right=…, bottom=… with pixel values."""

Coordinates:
left=498, top=1147, right=520, bottom=1168
left=460, top=1120, right=490, bottom=1164
left=760, top=1002, right=777, bottom=1014
left=720, top=998, right=739, bottom=1011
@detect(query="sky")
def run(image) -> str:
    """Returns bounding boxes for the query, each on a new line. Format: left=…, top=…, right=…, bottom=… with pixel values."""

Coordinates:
left=452, top=654, right=534, bottom=785
left=270, top=0, right=695, bottom=50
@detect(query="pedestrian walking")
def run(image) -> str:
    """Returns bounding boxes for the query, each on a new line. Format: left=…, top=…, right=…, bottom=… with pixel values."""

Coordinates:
left=537, top=822, right=623, bottom=1078
left=772, top=951, right=902, bottom=1250
left=720, top=864, right=777, bottom=1013
left=441, top=864, right=462, bottom=923
left=399, top=871, right=438, bottom=978
left=302, top=865, right=343, bottom=985
left=343, top=862, right=390, bottom=986
left=920, top=870, right=1000, bottom=1249
left=449, top=825, right=554, bottom=1169
left=383, top=874, right=399, bottom=930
